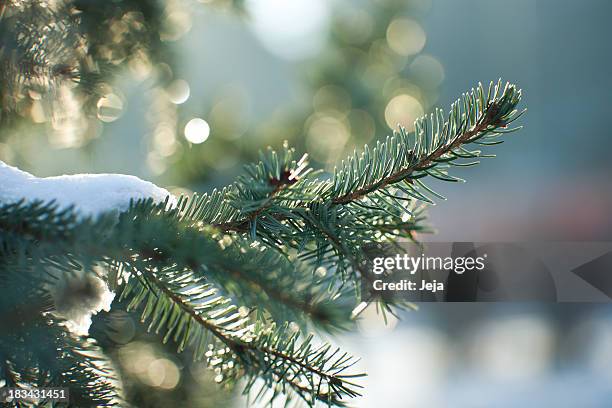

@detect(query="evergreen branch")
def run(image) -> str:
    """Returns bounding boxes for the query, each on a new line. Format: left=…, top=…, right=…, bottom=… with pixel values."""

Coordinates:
left=119, top=262, right=246, bottom=356
left=200, top=81, right=522, bottom=247
left=197, top=240, right=353, bottom=331
left=0, top=317, right=120, bottom=407
left=0, top=199, right=362, bottom=405
left=46, top=326, right=120, bottom=407
left=238, top=324, right=364, bottom=406
left=123, top=262, right=362, bottom=406
left=328, top=80, right=523, bottom=206
left=0, top=199, right=349, bottom=330
left=123, top=200, right=353, bottom=330
left=211, top=143, right=320, bottom=235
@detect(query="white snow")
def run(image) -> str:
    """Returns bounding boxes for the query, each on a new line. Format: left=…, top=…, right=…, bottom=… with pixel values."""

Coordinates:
left=0, top=160, right=175, bottom=217
left=49, top=271, right=115, bottom=337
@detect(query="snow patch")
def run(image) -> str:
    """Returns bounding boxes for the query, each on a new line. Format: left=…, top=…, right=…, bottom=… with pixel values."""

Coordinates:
left=0, top=160, right=174, bottom=217
left=49, top=271, right=115, bottom=337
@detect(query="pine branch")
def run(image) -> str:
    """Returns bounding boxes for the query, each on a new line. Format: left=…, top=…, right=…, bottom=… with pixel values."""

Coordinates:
left=0, top=199, right=361, bottom=406
left=200, top=81, right=522, bottom=236
left=212, top=143, right=320, bottom=235
left=0, top=317, right=120, bottom=407
left=327, top=80, right=523, bottom=206
left=190, top=80, right=523, bottom=281
left=121, top=261, right=362, bottom=407
left=238, top=324, right=364, bottom=406
left=0, top=199, right=349, bottom=330
left=119, top=200, right=353, bottom=330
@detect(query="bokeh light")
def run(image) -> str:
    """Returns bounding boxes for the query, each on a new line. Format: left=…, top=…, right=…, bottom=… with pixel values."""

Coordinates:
left=146, top=358, right=181, bottom=390
left=348, top=109, right=376, bottom=143
left=384, top=94, right=424, bottom=131
left=410, top=55, right=445, bottom=89
left=160, top=10, right=193, bottom=42
left=166, top=80, right=191, bottom=105
left=313, top=85, right=352, bottom=113
left=96, top=94, right=125, bottom=123
left=246, top=0, right=330, bottom=60
left=128, top=49, right=153, bottom=81
left=104, top=311, right=137, bottom=344
left=386, top=18, right=427, bottom=57
left=305, top=114, right=350, bottom=164
left=118, top=342, right=181, bottom=390
left=184, top=118, right=210, bottom=144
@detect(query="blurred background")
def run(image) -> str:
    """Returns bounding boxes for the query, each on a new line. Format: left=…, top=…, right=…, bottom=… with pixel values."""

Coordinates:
left=1, top=0, right=612, bottom=406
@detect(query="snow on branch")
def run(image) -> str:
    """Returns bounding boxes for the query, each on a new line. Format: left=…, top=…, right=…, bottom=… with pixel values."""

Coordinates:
left=0, top=161, right=175, bottom=217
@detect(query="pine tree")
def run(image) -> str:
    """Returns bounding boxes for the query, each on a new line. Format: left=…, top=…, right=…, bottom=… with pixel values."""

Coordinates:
left=0, top=78, right=524, bottom=406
